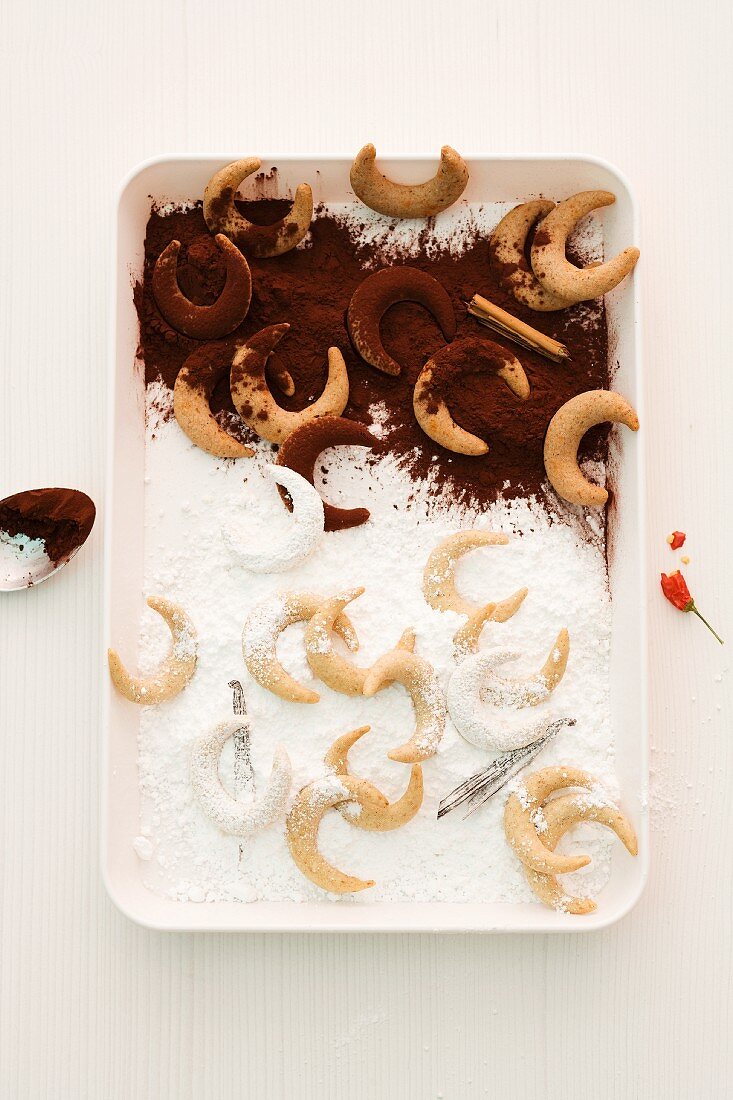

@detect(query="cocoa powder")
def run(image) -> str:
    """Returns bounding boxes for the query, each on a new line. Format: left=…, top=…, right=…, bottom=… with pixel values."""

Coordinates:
left=135, top=199, right=608, bottom=509
left=0, top=488, right=96, bottom=564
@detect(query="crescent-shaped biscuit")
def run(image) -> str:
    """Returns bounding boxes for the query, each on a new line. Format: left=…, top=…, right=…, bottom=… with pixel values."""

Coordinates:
left=152, top=234, right=252, bottom=340
left=489, top=201, right=576, bottom=312
left=304, top=587, right=415, bottom=696
left=362, top=650, right=447, bottom=764
left=275, top=416, right=381, bottom=531
left=504, top=766, right=603, bottom=875
left=230, top=324, right=349, bottom=445
left=544, top=390, right=640, bottom=506
left=173, top=341, right=254, bottom=459
left=347, top=266, right=456, bottom=377
left=203, top=157, right=313, bottom=258
left=423, top=530, right=509, bottom=618
left=323, top=725, right=424, bottom=831
left=108, top=596, right=197, bottom=705
left=413, top=338, right=529, bottom=456
left=350, top=144, right=469, bottom=219
left=530, top=191, right=640, bottom=302
left=523, top=793, right=638, bottom=914
left=482, top=629, right=570, bottom=706
left=286, top=775, right=383, bottom=893
left=190, top=718, right=292, bottom=836
left=447, top=635, right=569, bottom=752
left=223, top=465, right=324, bottom=573
left=453, top=587, right=529, bottom=659
left=242, top=591, right=358, bottom=704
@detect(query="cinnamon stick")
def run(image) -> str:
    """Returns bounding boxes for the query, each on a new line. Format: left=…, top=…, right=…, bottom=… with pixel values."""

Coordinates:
left=467, top=293, right=570, bottom=365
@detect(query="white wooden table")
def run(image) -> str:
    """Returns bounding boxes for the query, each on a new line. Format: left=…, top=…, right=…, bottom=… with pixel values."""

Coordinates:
left=1, top=1, right=731, bottom=1095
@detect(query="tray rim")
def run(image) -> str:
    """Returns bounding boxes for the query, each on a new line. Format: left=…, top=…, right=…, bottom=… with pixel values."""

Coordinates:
left=103, top=152, right=648, bottom=933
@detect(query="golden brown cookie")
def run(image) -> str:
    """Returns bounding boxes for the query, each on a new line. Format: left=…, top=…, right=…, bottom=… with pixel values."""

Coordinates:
left=203, top=157, right=313, bottom=258
left=489, top=200, right=576, bottom=312
left=413, top=338, right=529, bottom=455
left=350, top=144, right=468, bottom=218
left=173, top=342, right=254, bottom=459
left=286, top=775, right=384, bottom=893
left=453, top=588, right=529, bottom=659
left=362, top=649, right=447, bottom=764
left=242, top=591, right=358, bottom=704
left=543, top=390, right=639, bottom=506
left=530, top=191, right=640, bottom=303
left=230, top=325, right=349, bottom=445
left=504, top=766, right=602, bottom=875
left=108, top=597, right=197, bottom=705
left=523, top=793, right=638, bottom=914
left=323, top=725, right=424, bottom=831
left=423, top=530, right=509, bottom=617
left=304, top=588, right=415, bottom=696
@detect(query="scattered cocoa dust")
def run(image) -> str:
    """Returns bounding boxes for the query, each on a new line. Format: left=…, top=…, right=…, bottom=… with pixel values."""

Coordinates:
left=135, top=199, right=608, bottom=510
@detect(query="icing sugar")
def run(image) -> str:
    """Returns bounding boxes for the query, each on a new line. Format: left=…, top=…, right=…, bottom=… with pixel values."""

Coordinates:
left=135, top=387, right=617, bottom=905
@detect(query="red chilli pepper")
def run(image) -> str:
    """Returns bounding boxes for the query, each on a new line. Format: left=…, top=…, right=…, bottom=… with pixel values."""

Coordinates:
left=660, top=571, right=723, bottom=644
left=668, top=530, right=686, bottom=550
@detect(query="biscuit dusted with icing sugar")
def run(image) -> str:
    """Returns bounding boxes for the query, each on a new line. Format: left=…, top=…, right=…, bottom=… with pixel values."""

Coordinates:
left=242, top=591, right=358, bottom=704
left=323, top=726, right=424, bottom=831
left=362, top=649, right=447, bottom=764
left=286, top=775, right=383, bottom=893
left=108, top=596, right=197, bottom=705
left=522, top=793, right=637, bottom=915
left=504, top=766, right=601, bottom=875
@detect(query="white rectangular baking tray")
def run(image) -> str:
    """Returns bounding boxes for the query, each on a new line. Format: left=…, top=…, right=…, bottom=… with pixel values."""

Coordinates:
left=104, top=155, right=647, bottom=931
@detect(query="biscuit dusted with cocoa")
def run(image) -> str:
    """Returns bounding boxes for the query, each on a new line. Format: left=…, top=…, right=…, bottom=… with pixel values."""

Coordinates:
left=276, top=416, right=382, bottom=531
left=347, top=266, right=456, bottom=376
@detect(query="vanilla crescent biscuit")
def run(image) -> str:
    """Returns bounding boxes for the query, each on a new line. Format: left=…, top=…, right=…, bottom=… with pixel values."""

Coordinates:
left=423, top=530, right=509, bottom=617
left=304, top=588, right=415, bottom=696
left=108, top=596, right=197, bottom=705
left=286, top=775, right=385, bottom=893
left=447, top=635, right=570, bottom=753
left=362, top=649, right=447, bottom=764
left=203, top=157, right=313, bottom=258
left=242, top=591, right=358, bottom=704
left=482, top=629, right=569, bottom=707
left=350, top=144, right=469, bottom=219
left=223, top=465, right=324, bottom=573
left=504, top=766, right=603, bottom=875
left=230, top=324, right=349, bottom=445
left=453, top=587, right=529, bottom=659
left=544, top=390, right=639, bottom=506
left=489, top=200, right=576, bottom=312
left=523, top=792, right=637, bottom=914
left=530, top=190, right=640, bottom=303
left=323, top=725, right=424, bottom=831
left=173, top=341, right=254, bottom=459
left=190, top=718, right=292, bottom=836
